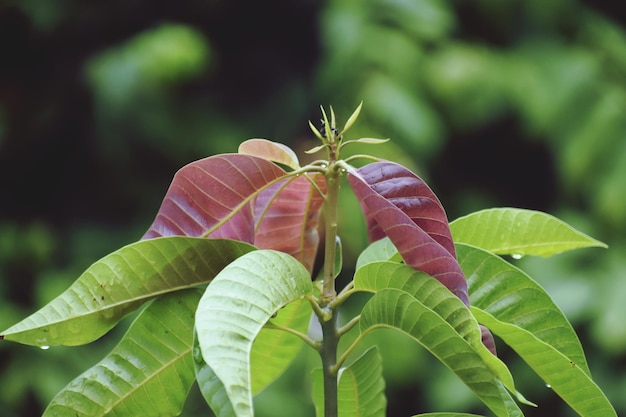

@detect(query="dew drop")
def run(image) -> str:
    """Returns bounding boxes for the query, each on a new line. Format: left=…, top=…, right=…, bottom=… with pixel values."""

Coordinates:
left=511, top=253, right=523, bottom=260
left=545, top=383, right=552, bottom=389
left=40, top=345, right=50, bottom=350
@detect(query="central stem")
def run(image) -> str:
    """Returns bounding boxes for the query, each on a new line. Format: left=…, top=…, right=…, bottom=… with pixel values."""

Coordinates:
left=321, top=163, right=339, bottom=303
left=319, top=141, right=341, bottom=417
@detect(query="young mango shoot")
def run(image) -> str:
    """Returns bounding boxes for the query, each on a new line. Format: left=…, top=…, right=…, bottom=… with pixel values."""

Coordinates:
left=1, top=104, right=614, bottom=417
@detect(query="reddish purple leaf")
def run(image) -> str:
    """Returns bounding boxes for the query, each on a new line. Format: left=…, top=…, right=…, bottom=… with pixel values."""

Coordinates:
left=347, top=161, right=469, bottom=305
left=142, top=153, right=326, bottom=274
left=143, top=154, right=287, bottom=242
left=254, top=174, right=326, bottom=273
left=354, top=161, right=456, bottom=257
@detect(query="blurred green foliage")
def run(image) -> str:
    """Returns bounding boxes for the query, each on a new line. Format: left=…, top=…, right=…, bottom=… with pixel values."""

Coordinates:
left=1, top=0, right=624, bottom=416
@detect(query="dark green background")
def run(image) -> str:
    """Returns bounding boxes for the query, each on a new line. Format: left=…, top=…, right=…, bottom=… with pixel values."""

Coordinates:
left=1, top=0, right=625, bottom=416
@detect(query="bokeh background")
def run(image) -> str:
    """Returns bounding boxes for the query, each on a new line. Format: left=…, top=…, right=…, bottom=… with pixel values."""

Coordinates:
left=1, top=0, right=625, bottom=416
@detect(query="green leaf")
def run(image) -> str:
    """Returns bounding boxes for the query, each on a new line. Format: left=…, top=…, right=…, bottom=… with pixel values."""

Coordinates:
left=340, top=101, right=363, bottom=136
left=353, top=262, right=533, bottom=407
left=238, top=138, right=300, bottom=170
left=450, top=208, right=607, bottom=257
left=359, top=287, right=523, bottom=417
left=1, top=237, right=255, bottom=347
left=43, top=289, right=201, bottom=417
left=195, top=250, right=313, bottom=417
left=250, top=298, right=311, bottom=394
left=457, top=243, right=617, bottom=416
left=456, top=243, right=591, bottom=375
left=355, top=236, right=402, bottom=270
left=472, top=307, right=617, bottom=417
left=312, top=347, right=386, bottom=417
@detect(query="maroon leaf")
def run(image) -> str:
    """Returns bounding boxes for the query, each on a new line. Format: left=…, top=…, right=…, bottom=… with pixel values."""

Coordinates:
left=143, top=154, right=287, bottom=241
left=254, top=174, right=326, bottom=273
left=353, top=161, right=456, bottom=257
left=347, top=161, right=469, bottom=305
left=142, top=153, right=326, bottom=274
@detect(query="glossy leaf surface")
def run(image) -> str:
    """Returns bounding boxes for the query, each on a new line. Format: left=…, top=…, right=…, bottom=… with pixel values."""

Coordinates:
left=43, top=289, right=200, bottom=417
left=1, top=237, right=255, bottom=347
left=312, top=347, right=386, bottom=417
left=354, top=262, right=528, bottom=404
left=195, top=250, right=313, bottom=417
left=238, top=138, right=300, bottom=170
left=472, top=307, right=617, bottom=417
left=143, top=154, right=287, bottom=240
left=141, top=152, right=324, bottom=273
left=347, top=162, right=468, bottom=305
left=450, top=208, right=607, bottom=257
left=457, top=243, right=590, bottom=375
left=359, top=288, right=523, bottom=417
left=458, top=243, right=616, bottom=416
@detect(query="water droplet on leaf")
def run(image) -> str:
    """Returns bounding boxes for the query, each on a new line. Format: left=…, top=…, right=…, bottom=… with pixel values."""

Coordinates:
left=40, top=345, right=50, bottom=350
left=545, top=383, right=552, bottom=389
left=512, top=253, right=523, bottom=260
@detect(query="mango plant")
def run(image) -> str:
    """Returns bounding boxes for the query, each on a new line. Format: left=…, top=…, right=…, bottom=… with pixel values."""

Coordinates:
left=1, top=104, right=616, bottom=417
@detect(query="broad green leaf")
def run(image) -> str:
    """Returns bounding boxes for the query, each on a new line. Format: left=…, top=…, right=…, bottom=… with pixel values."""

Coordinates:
left=348, top=162, right=468, bottom=305
left=472, top=307, right=617, bottom=417
left=354, top=262, right=531, bottom=407
left=450, top=208, right=607, bottom=257
left=195, top=250, right=313, bottom=417
left=359, top=288, right=523, bottom=417
left=312, top=347, right=386, bottom=417
left=355, top=237, right=402, bottom=270
left=456, top=243, right=591, bottom=375
left=238, top=138, right=300, bottom=170
left=1, top=237, right=255, bottom=347
left=250, top=298, right=311, bottom=394
left=457, top=243, right=616, bottom=416
left=44, top=289, right=201, bottom=417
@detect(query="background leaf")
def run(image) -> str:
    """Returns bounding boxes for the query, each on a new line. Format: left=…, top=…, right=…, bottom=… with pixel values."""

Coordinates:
left=195, top=250, right=313, bottom=417
left=359, top=288, right=523, bottom=417
left=238, top=138, right=300, bottom=170
left=1, top=237, right=254, bottom=347
left=312, top=347, right=386, bottom=417
left=348, top=163, right=468, bottom=305
left=43, top=289, right=201, bottom=417
left=450, top=208, right=607, bottom=257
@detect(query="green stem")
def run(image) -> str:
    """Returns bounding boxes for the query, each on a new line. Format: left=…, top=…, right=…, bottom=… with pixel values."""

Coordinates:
left=263, top=322, right=320, bottom=350
left=318, top=141, right=342, bottom=417
left=320, top=159, right=340, bottom=304
left=320, top=313, right=339, bottom=417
